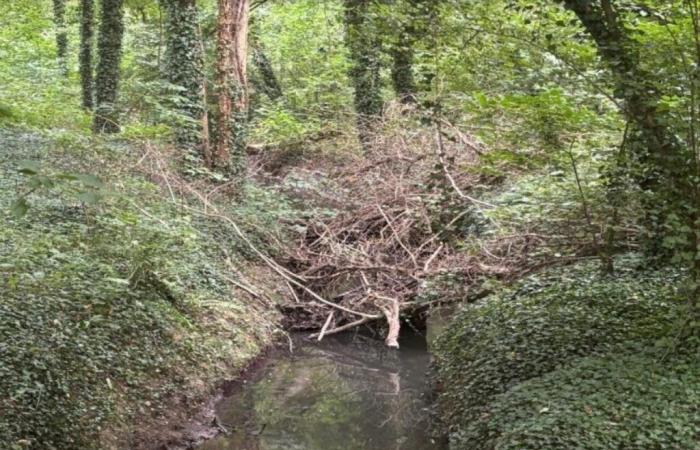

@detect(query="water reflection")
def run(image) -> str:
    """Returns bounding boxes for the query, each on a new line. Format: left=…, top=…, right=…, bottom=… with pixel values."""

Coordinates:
left=197, top=332, right=445, bottom=450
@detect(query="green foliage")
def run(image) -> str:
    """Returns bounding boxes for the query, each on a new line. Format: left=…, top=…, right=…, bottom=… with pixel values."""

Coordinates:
left=252, top=45, right=283, bottom=101
left=0, top=2, right=91, bottom=130
left=344, top=0, right=384, bottom=146
left=433, top=259, right=688, bottom=449
left=10, top=159, right=108, bottom=218
left=461, top=351, right=700, bottom=450
left=0, top=128, right=279, bottom=449
left=251, top=0, right=352, bottom=143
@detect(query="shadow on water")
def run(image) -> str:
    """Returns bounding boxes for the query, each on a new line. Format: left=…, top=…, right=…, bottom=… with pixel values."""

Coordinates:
left=196, top=329, right=447, bottom=450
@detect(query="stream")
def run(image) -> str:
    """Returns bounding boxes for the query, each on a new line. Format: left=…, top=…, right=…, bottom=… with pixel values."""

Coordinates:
left=195, top=327, right=447, bottom=450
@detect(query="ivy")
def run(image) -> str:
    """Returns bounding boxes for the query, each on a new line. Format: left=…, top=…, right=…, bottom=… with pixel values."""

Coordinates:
left=163, top=0, right=207, bottom=155
left=93, top=0, right=125, bottom=133
left=80, top=0, right=95, bottom=110
left=433, top=259, right=690, bottom=449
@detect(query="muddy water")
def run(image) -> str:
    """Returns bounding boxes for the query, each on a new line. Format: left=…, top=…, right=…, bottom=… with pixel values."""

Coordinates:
left=196, top=330, right=446, bottom=450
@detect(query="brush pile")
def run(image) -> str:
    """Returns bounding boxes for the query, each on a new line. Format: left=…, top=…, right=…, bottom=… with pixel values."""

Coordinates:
left=277, top=108, right=541, bottom=347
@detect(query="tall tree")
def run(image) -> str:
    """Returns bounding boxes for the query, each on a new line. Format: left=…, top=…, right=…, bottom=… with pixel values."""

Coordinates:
left=52, top=0, right=68, bottom=76
left=562, top=0, right=687, bottom=258
left=214, top=0, right=249, bottom=177
left=344, top=0, right=383, bottom=149
left=93, top=0, right=125, bottom=133
left=164, top=0, right=210, bottom=162
left=80, top=0, right=95, bottom=109
left=562, top=1, right=682, bottom=190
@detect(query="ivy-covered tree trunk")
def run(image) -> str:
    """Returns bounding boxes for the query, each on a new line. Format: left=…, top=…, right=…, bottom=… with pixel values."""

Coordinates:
left=80, top=0, right=95, bottom=109
left=214, top=0, right=249, bottom=178
left=563, top=0, right=686, bottom=257
left=390, top=30, right=416, bottom=103
left=164, top=0, right=210, bottom=163
left=344, top=0, right=383, bottom=150
left=252, top=45, right=282, bottom=101
left=93, top=0, right=125, bottom=133
left=52, top=0, right=68, bottom=76
left=390, top=0, right=435, bottom=103
left=563, top=1, right=682, bottom=188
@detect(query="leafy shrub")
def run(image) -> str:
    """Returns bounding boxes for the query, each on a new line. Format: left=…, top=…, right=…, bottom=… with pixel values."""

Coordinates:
left=461, top=350, right=700, bottom=450
left=433, top=260, right=686, bottom=449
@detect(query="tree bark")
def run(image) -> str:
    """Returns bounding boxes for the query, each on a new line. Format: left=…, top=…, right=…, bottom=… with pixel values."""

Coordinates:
left=164, top=0, right=210, bottom=163
left=79, top=0, right=95, bottom=109
left=52, top=0, right=68, bottom=76
left=214, top=0, right=249, bottom=178
left=563, top=0, right=687, bottom=256
left=93, top=0, right=125, bottom=134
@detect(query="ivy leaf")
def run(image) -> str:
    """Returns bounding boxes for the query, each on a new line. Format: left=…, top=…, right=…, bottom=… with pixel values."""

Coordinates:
left=10, top=197, right=29, bottom=218
left=75, top=174, right=104, bottom=189
left=56, top=172, right=78, bottom=181
left=76, top=191, right=101, bottom=205
left=17, top=160, right=40, bottom=175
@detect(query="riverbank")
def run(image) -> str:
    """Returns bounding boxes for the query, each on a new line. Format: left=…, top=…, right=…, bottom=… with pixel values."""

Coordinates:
left=0, top=127, right=288, bottom=449
left=432, top=258, right=700, bottom=450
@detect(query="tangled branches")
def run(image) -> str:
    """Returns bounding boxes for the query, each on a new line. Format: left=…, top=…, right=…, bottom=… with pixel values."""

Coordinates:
left=280, top=107, right=539, bottom=347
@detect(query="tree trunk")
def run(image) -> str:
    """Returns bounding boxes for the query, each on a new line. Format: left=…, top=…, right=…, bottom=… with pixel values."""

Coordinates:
left=164, top=0, right=210, bottom=163
left=390, top=30, right=416, bottom=104
left=93, top=0, right=125, bottom=134
left=252, top=45, right=282, bottom=101
left=52, top=0, right=68, bottom=76
left=563, top=0, right=686, bottom=256
left=344, top=0, right=383, bottom=150
left=563, top=0, right=682, bottom=187
left=80, top=0, right=95, bottom=109
left=214, top=0, right=249, bottom=178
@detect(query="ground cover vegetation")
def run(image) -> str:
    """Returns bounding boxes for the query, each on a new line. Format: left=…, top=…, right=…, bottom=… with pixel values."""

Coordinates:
left=1, top=0, right=699, bottom=448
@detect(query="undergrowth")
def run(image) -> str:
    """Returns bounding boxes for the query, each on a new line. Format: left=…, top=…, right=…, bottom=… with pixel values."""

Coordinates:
left=432, top=258, right=696, bottom=450
left=0, top=127, right=291, bottom=449
left=466, top=350, right=699, bottom=449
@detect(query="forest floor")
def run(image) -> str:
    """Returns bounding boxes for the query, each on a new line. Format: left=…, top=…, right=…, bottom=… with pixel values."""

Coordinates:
left=0, top=126, right=289, bottom=449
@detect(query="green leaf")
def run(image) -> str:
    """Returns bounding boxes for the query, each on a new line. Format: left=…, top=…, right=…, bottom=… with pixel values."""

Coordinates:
left=56, top=172, right=78, bottom=181
left=76, top=191, right=100, bottom=205
left=75, top=174, right=104, bottom=189
left=17, top=160, right=40, bottom=175
left=10, top=197, right=29, bottom=218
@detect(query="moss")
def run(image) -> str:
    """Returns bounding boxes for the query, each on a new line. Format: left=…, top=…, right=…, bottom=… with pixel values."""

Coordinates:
left=432, top=260, right=689, bottom=449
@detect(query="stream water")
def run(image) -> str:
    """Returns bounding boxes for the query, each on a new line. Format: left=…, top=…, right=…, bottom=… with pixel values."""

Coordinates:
left=195, top=329, right=446, bottom=450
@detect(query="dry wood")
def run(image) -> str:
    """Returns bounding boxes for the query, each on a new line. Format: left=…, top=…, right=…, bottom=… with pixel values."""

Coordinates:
left=133, top=106, right=574, bottom=347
